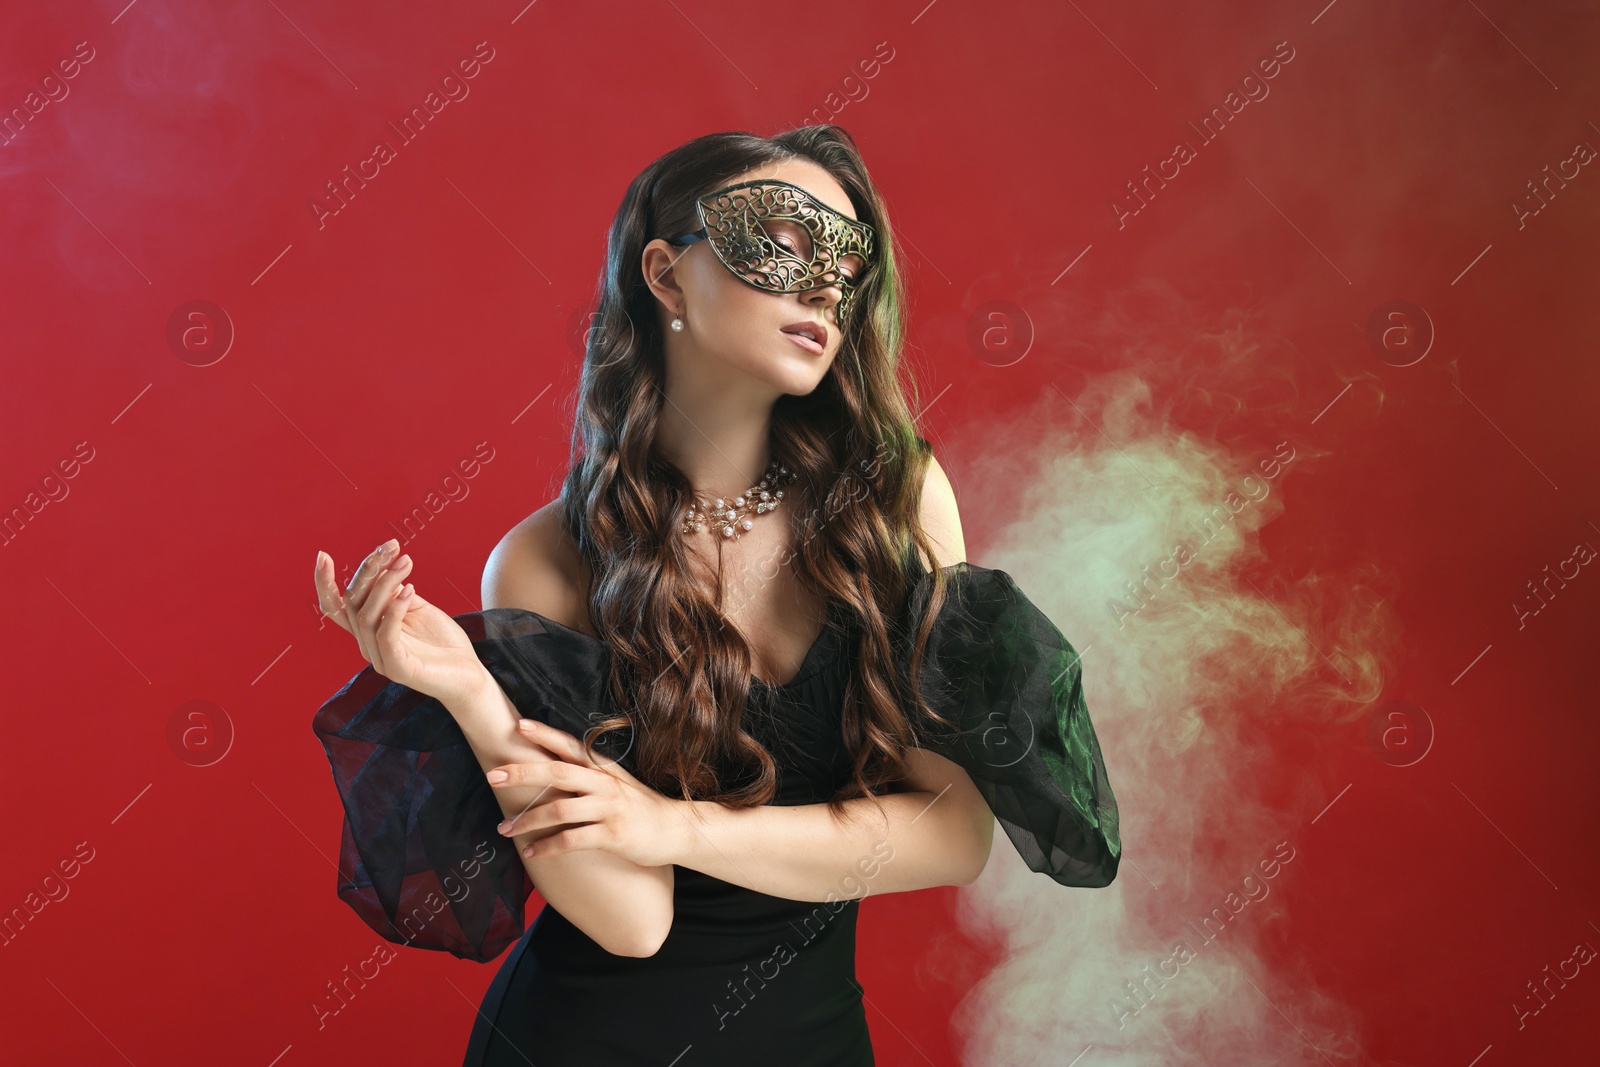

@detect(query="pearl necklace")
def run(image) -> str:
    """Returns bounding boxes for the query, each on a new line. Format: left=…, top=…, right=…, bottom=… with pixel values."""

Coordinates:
left=681, top=458, right=794, bottom=540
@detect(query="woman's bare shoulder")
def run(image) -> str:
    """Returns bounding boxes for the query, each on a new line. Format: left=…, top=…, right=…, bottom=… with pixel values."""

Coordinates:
left=918, top=453, right=967, bottom=570
left=481, top=501, right=597, bottom=636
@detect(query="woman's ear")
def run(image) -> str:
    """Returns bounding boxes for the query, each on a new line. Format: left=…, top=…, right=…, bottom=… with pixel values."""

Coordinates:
left=641, top=238, right=688, bottom=312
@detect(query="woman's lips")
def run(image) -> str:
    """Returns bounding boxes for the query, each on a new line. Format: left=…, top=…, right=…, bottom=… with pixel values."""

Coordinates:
left=781, top=329, right=825, bottom=355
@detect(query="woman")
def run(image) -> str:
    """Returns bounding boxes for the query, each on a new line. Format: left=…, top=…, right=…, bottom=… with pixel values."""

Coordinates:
left=311, top=126, right=1120, bottom=1066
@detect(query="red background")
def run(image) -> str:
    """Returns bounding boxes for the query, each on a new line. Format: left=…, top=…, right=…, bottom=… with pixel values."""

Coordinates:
left=3, top=1, right=1597, bottom=1064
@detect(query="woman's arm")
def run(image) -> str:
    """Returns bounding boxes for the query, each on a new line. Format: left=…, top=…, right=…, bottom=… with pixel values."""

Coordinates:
left=668, top=748, right=995, bottom=901
left=446, top=667, right=674, bottom=958
left=461, top=508, right=676, bottom=957
left=496, top=735, right=997, bottom=903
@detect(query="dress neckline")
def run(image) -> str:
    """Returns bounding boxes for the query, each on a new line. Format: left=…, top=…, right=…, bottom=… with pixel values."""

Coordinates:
left=750, top=612, right=836, bottom=690
left=491, top=603, right=838, bottom=692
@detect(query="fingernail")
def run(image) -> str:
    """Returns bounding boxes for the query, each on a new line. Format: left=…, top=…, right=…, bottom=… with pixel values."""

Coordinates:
left=486, top=770, right=508, bottom=783
left=517, top=719, right=536, bottom=731
left=497, top=819, right=513, bottom=833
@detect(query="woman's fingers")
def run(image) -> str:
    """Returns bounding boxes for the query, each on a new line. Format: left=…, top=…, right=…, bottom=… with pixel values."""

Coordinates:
left=344, top=540, right=400, bottom=623
left=487, top=758, right=626, bottom=840
left=314, top=540, right=418, bottom=664
left=356, top=554, right=413, bottom=671
left=519, top=719, right=639, bottom=780
left=487, top=757, right=601, bottom=794
left=313, top=552, right=352, bottom=634
left=515, top=718, right=599, bottom=766
left=497, top=793, right=607, bottom=840
left=521, top=823, right=610, bottom=859
left=373, top=579, right=415, bottom=674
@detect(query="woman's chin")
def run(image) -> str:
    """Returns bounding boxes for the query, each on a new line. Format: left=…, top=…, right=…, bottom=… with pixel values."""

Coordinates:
left=727, top=352, right=829, bottom=396
left=772, top=362, right=831, bottom=396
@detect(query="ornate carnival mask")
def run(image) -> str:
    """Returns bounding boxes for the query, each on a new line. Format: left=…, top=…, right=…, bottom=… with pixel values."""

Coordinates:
left=667, top=179, right=878, bottom=327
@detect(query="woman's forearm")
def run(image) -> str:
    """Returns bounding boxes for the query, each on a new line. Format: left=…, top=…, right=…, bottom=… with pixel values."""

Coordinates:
left=444, top=668, right=673, bottom=957
left=670, top=783, right=994, bottom=902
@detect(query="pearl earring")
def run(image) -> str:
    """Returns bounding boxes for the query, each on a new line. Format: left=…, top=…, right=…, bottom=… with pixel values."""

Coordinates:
left=670, top=315, right=684, bottom=332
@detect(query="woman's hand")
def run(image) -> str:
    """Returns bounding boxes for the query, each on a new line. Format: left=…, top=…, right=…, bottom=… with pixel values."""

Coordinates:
left=313, top=539, right=489, bottom=707
left=488, top=718, right=688, bottom=869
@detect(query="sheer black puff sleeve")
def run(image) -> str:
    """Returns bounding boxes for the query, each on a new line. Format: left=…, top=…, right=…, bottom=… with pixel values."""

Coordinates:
left=896, top=558, right=1122, bottom=888
left=311, top=609, right=629, bottom=963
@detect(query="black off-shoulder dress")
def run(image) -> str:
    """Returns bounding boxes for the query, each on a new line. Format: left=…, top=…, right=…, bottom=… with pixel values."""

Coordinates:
left=312, top=553, right=1121, bottom=1066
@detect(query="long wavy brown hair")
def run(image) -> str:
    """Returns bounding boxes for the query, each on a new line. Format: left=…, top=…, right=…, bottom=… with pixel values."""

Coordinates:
left=557, top=126, right=953, bottom=817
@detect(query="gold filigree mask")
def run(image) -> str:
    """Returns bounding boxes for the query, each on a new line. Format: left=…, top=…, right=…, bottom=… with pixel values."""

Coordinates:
left=667, top=179, right=877, bottom=327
